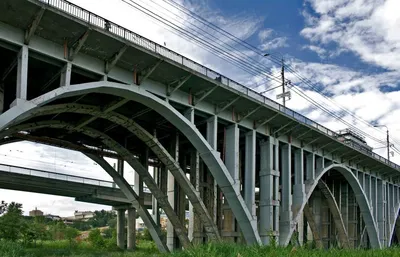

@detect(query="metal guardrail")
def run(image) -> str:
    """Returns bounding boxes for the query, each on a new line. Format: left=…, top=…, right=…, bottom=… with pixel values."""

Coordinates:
left=0, top=163, right=151, bottom=193
left=35, top=0, right=400, bottom=172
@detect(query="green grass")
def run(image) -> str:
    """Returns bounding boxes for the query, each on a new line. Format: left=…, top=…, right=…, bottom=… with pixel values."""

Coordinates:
left=0, top=240, right=159, bottom=257
left=3, top=240, right=400, bottom=257
left=164, top=243, right=400, bottom=257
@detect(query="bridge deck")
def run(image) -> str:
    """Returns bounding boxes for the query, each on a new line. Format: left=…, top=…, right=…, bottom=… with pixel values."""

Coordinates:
left=0, top=163, right=152, bottom=207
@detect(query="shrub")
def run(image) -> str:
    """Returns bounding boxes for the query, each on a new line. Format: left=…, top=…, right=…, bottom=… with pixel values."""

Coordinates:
left=88, top=228, right=105, bottom=248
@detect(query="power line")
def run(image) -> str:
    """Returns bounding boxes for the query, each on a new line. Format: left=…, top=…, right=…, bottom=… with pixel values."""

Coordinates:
left=160, top=0, right=396, bottom=145
left=121, top=0, right=394, bottom=150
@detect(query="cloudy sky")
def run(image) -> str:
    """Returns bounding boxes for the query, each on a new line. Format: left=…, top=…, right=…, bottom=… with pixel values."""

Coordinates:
left=2, top=0, right=400, bottom=216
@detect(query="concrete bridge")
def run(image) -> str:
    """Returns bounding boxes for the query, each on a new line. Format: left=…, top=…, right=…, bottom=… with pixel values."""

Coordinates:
left=0, top=0, right=400, bottom=252
left=0, top=162, right=153, bottom=207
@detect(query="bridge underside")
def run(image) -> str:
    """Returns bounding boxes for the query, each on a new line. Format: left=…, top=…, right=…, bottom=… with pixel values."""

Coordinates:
left=0, top=0, right=400, bottom=253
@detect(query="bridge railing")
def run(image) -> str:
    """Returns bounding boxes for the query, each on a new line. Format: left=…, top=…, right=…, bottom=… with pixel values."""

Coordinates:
left=35, top=0, right=400, bottom=172
left=0, top=163, right=151, bottom=193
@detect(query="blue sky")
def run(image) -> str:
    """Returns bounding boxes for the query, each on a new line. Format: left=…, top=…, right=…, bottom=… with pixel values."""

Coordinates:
left=2, top=0, right=400, bottom=216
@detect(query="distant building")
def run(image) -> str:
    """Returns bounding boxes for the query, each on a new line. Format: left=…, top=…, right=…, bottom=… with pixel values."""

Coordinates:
left=73, top=210, right=94, bottom=221
left=29, top=207, right=43, bottom=217
left=45, top=214, right=61, bottom=221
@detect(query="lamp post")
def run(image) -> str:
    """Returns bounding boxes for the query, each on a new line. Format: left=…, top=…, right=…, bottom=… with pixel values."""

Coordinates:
left=374, top=125, right=390, bottom=161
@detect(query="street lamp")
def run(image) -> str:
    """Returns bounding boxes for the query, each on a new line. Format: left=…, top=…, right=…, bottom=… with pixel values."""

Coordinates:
left=374, top=125, right=392, bottom=161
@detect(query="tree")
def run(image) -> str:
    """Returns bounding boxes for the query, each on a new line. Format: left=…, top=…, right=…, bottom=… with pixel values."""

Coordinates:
left=48, top=220, right=67, bottom=241
left=71, top=220, right=91, bottom=231
left=0, top=202, right=24, bottom=241
left=64, top=227, right=79, bottom=247
left=88, top=210, right=116, bottom=228
left=0, top=200, right=7, bottom=215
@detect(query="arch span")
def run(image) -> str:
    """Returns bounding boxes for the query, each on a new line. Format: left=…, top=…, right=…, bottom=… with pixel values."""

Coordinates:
left=0, top=81, right=260, bottom=245
left=284, top=164, right=380, bottom=248
left=3, top=103, right=221, bottom=241
left=0, top=120, right=192, bottom=249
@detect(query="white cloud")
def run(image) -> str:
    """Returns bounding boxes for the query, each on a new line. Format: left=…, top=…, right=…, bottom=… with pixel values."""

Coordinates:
left=260, top=37, right=288, bottom=50
left=258, top=29, right=273, bottom=41
left=302, top=0, right=400, bottom=70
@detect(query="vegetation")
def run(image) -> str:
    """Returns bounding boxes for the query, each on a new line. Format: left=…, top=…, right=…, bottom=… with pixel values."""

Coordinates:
left=2, top=200, right=400, bottom=256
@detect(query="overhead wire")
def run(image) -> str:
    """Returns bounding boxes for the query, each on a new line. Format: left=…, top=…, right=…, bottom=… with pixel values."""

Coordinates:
left=122, top=0, right=393, bottom=149
left=160, top=0, right=394, bottom=145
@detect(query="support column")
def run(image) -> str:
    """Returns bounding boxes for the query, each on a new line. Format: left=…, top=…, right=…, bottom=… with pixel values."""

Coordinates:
left=189, top=150, right=202, bottom=243
left=372, top=177, right=377, bottom=223
left=152, top=166, right=160, bottom=225
left=348, top=188, right=357, bottom=248
left=293, top=148, right=305, bottom=214
left=377, top=179, right=386, bottom=247
left=320, top=195, right=330, bottom=248
left=225, top=124, right=240, bottom=190
left=127, top=208, right=136, bottom=250
left=223, top=124, right=240, bottom=242
left=244, top=130, right=256, bottom=219
left=206, top=115, right=218, bottom=231
left=167, top=133, right=179, bottom=250
left=279, top=143, right=292, bottom=244
left=259, top=138, right=274, bottom=244
left=312, top=190, right=323, bottom=247
left=274, top=140, right=280, bottom=236
left=60, top=62, right=72, bottom=87
left=305, top=152, right=315, bottom=183
left=293, top=148, right=305, bottom=245
left=340, top=183, right=349, bottom=234
left=117, top=208, right=126, bottom=249
left=16, top=45, right=28, bottom=101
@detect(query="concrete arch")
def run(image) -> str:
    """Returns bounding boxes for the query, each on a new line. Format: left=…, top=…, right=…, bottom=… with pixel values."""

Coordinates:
left=12, top=103, right=220, bottom=241
left=0, top=120, right=191, bottom=249
left=285, top=163, right=380, bottom=249
left=0, top=81, right=260, bottom=245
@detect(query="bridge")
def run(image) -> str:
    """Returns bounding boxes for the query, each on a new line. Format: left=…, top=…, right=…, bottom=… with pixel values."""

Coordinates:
left=0, top=0, right=400, bottom=252
left=0, top=162, right=153, bottom=207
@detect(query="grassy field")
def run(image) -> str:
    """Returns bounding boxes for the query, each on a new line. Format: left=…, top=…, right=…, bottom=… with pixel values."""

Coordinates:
left=2, top=240, right=400, bottom=257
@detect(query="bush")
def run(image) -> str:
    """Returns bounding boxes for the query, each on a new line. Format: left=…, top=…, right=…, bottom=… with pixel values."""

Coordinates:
left=88, top=228, right=105, bottom=248
left=0, top=241, right=27, bottom=257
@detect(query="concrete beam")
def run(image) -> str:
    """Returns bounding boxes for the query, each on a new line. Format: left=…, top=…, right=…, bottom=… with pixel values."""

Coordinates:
left=105, top=45, right=128, bottom=74
left=168, top=74, right=191, bottom=96
left=141, top=60, right=163, bottom=84
left=69, top=29, right=91, bottom=61
left=25, top=7, right=45, bottom=44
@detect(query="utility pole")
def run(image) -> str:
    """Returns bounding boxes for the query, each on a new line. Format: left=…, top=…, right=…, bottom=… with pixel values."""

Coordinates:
left=374, top=125, right=391, bottom=161
left=281, top=58, right=285, bottom=106
left=386, top=128, right=390, bottom=161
